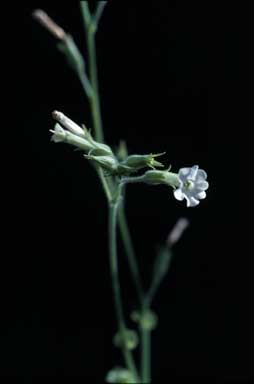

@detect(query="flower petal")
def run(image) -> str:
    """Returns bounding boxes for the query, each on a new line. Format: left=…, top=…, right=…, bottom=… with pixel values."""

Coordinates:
left=196, top=180, right=209, bottom=191
left=187, top=196, right=200, bottom=207
left=189, top=165, right=199, bottom=180
left=196, top=169, right=207, bottom=181
left=174, top=188, right=185, bottom=201
left=178, top=168, right=192, bottom=181
left=50, top=124, right=66, bottom=143
left=196, top=191, right=206, bottom=199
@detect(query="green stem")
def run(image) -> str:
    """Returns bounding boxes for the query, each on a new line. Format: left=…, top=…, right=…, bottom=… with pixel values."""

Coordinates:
left=80, top=1, right=91, bottom=27
left=140, top=303, right=152, bottom=383
left=108, top=199, right=139, bottom=382
left=93, top=1, right=107, bottom=27
left=80, top=2, right=104, bottom=142
left=96, top=165, right=112, bottom=202
left=87, top=30, right=104, bottom=142
left=78, top=70, right=94, bottom=100
left=108, top=201, right=125, bottom=328
left=118, top=204, right=144, bottom=305
left=141, top=325, right=151, bottom=383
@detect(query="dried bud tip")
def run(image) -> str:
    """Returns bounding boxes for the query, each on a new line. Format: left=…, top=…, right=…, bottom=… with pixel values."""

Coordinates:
left=167, top=218, right=189, bottom=246
left=32, top=9, right=67, bottom=41
left=52, top=110, right=61, bottom=120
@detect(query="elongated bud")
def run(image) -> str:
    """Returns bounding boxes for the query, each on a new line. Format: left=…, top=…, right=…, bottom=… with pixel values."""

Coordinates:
left=121, top=153, right=165, bottom=173
left=52, top=111, right=85, bottom=137
left=143, top=170, right=180, bottom=188
left=32, top=9, right=67, bottom=41
left=50, top=123, right=94, bottom=152
left=50, top=111, right=117, bottom=164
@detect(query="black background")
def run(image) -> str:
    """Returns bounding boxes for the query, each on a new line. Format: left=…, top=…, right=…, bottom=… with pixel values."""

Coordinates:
left=3, top=1, right=247, bottom=382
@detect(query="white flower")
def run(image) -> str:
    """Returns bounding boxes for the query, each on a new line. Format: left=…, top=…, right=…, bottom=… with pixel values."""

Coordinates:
left=174, top=165, right=209, bottom=207
left=50, top=123, right=66, bottom=143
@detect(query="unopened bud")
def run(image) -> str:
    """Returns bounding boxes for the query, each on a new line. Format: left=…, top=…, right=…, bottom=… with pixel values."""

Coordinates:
left=52, top=111, right=85, bottom=137
left=91, top=142, right=114, bottom=157
left=113, top=329, right=139, bottom=350
left=143, top=170, right=180, bottom=188
left=121, top=153, right=165, bottom=173
left=131, top=309, right=158, bottom=331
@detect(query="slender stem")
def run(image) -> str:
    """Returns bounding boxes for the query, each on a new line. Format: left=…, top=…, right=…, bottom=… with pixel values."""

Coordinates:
left=118, top=204, right=144, bottom=305
left=108, top=200, right=139, bottom=382
left=93, top=1, right=107, bottom=27
left=96, top=166, right=112, bottom=202
left=80, top=1, right=91, bottom=27
left=78, top=70, right=94, bottom=100
left=80, top=2, right=104, bottom=142
left=122, top=175, right=146, bottom=184
left=140, top=303, right=152, bottom=383
left=87, top=30, right=104, bottom=142
left=141, top=324, right=151, bottom=383
left=108, top=202, right=125, bottom=327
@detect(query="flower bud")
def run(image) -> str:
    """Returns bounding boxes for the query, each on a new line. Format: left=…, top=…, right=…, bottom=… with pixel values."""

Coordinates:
left=52, top=111, right=85, bottom=137
left=143, top=170, right=180, bottom=188
left=90, top=142, right=114, bottom=157
left=85, top=154, right=118, bottom=173
left=120, top=153, right=165, bottom=174
left=113, top=329, right=139, bottom=350
left=131, top=309, right=158, bottom=331
left=50, top=123, right=94, bottom=152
